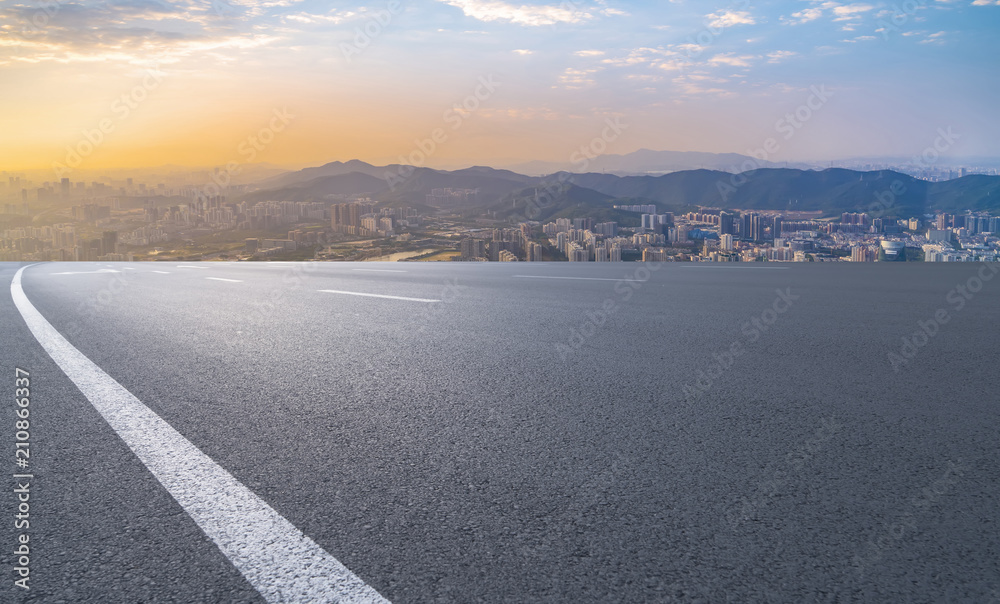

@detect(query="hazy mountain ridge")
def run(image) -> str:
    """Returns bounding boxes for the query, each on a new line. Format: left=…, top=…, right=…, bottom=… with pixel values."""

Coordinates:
left=242, top=160, right=1000, bottom=217
left=503, top=149, right=813, bottom=176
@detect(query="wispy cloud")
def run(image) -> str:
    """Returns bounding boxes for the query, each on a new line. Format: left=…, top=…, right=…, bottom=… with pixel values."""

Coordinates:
left=437, top=0, right=592, bottom=26
left=919, top=30, right=949, bottom=43
left=782, top=7, right=823, bottom=24
left=766, top=50, right=797, bottom=63
left=709, top=53, right=757, bottom=67
left=705, top=9, right=756, bottom=29
left=0, top=0, right=290, bottom=65
left=556, top=66, right=600, bottom=88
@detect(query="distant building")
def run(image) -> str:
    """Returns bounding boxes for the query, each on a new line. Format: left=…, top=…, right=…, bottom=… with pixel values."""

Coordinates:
left=926, top=229, right=951, bottom=243
left=879, top=240, right=906, bottom=261
left=720, top=234, right=734, bottom=251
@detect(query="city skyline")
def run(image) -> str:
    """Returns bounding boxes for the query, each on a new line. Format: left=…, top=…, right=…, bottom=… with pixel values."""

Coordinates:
left=2, top=0, right=999, bottom=172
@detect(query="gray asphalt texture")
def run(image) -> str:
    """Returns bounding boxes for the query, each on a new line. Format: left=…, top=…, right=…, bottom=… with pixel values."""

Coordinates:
left=3, top=261, right=999, bottom=603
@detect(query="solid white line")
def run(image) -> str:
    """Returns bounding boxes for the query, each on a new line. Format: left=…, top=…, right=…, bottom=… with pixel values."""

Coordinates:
left=319, top=289, right=439, bottom=303
left=513, top=275, right=621, bottom=282
left=152, top=271, right=171, bottom=274
left=351, top=269, right=407, bottom=273
left=205, top=277, right=244, bottom=283
left=177, top=265, right=210, bottom=269
left=11, top=266, right=389, bottom=604
left=123, top=267, right=137, bottom=271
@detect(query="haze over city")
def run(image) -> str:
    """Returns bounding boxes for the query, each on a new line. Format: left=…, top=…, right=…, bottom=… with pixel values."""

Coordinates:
left=2, top=0, right=1000, bottom=172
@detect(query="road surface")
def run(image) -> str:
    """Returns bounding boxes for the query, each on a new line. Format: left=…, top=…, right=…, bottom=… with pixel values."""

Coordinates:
left=3, top=261, right=999, bottom=603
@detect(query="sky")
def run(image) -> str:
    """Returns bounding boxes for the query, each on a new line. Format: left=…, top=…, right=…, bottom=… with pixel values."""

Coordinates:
left=0, top=0, right=998, bottom=174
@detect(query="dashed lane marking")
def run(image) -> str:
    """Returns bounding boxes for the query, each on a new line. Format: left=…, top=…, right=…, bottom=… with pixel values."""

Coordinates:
left=318, top=289, right=439, bottom=303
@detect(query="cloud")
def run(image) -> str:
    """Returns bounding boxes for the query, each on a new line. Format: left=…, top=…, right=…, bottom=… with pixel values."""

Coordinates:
left=437, top=0, right=591, bottom=26
left=971, top=0, right=1000, bottom=5
left=283, top=11, right=353, bottom=25
left=0, top=0, right=287, bottom=65
left=512, top=48, right=534, bottom=55
left=919, top=30, right=948, bottom=43
left=705, top=10, right=755, bottom=29
left=671, top=73, right=735, bottom=98
left=766, top=50, right=797, bottom=63
left=556, top=66, right=599, bottom=88
left=709, top=53, right=756, bottom=67
left=832, top=4, right=876, bottom=20
left=575, top=49, right=605, bottom=57
left=782, top=7, right=823, bottom=24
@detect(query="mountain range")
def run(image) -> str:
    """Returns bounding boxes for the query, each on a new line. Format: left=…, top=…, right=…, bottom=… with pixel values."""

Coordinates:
left=239, top=160, right=1000, bottom=220
left=501, top=149, right=818, bottom=176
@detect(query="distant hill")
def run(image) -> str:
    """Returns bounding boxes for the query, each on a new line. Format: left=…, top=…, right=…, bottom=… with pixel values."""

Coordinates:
left=505, top=149, right=815, bottom=176
left=243, top=172, right=388, bottom=202
left=243, top=161, right=1000, bottom=217
left=559, top=169, right=1000, bottom=216
left=258, top=160, right=389, bottom=189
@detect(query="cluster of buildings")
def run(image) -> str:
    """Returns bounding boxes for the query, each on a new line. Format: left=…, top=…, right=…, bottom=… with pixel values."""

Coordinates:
left=529, top=208, right=1000, bottom=263
left=0, top=224, right=131, bottom=261
left=426, top=188, right=478, bottom=207
left=457, top=225, right=542, bottom=262
left=331, top=201, right=419, bottom=238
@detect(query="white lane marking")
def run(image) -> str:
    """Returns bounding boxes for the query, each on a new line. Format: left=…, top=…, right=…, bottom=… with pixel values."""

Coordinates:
left=51, top=269, right=122, bottom=276
left=319, top=289, right=439, bottom=303
left=123, top=267, right=137, bottom=271
left=679, top=265, right=789, bottom=269
left=177, top=265, right=210, bottom=269
left=152, top=271, right=171, bottom=274
left=351, top=269, right=407, bottom=273
left=513, top=275, right=621, bottom=282
left=205, top=277, right=244, bottom=283
left=11, top=266, right=389, bottom=604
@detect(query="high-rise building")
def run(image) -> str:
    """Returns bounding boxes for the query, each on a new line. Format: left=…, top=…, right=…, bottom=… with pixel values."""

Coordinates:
left=720, top=234, right=734, bottom=251
left=719, top=212, right=735, bottom=236
left=741, top=212, right=762, bottom=242
left=101, top=231, right=118, bottom=256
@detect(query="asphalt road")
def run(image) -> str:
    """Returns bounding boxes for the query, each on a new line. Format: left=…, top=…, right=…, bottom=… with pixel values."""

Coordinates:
left=3, top=261, right=999, bottom=603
